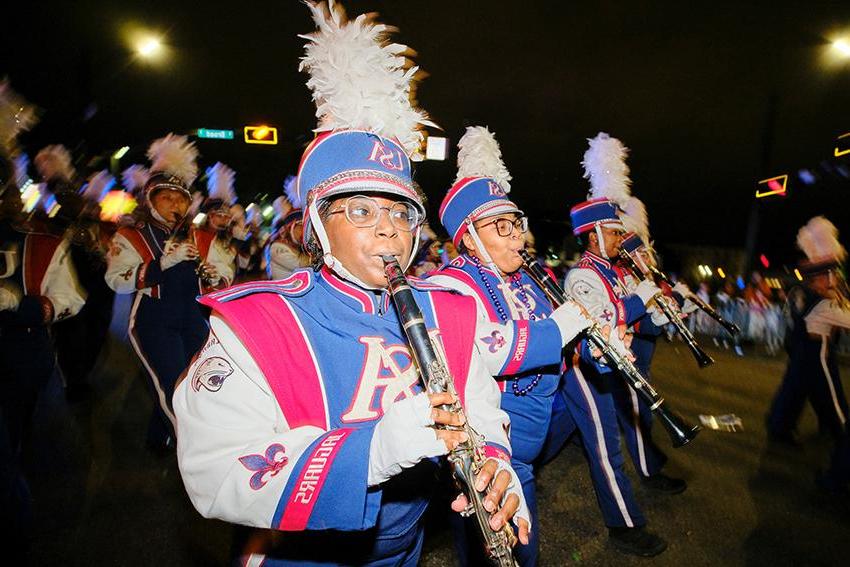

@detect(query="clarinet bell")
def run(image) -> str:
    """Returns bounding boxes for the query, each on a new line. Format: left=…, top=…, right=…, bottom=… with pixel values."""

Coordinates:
left=656, top=408, right=700, bottom=448
left=695, top=347, right=715, bottom=368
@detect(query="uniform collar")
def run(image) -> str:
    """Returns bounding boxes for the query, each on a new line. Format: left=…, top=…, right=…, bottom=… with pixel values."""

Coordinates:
left=318, top=266, right=389, bottom=315
left=582, top=250, right=612, bottom=270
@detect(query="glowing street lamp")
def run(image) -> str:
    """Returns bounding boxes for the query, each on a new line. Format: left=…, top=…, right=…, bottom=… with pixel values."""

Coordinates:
left=833, top=39, right=850, bottom=58
left=136, top=36, right=162, bottom=58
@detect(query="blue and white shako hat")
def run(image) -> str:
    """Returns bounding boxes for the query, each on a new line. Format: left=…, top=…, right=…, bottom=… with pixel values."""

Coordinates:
left=439, top=126, right=520, bottom=253
left=296, top=0, right=435, bottom=286
left=144, top=133, right=199, bottom=201
left=571, top=132, right=632, bottom=258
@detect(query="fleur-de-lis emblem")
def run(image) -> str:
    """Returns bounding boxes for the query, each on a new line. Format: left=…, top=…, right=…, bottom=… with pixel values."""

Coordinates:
left=238, top=444, right=289, bottom=490
left=481, top=330, right=507, bottom=353
left=601, top=308, right=614, bottom=322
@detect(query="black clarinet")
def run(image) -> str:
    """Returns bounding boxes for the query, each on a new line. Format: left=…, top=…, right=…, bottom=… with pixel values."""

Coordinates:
left=382, top=256, right=519, bottom=567
left=645, top=264, right=741, bottom=337
left=518, top=249, right=699, bottom=448
left=618, top=250, right=714, bottom=368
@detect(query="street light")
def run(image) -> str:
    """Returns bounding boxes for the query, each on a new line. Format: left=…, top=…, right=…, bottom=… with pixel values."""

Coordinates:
left=833, top=39, right=850, bottom=57
left=136, top=36, right=162, bottom=58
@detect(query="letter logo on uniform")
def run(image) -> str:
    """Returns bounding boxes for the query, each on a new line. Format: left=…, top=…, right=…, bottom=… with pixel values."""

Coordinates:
left=487, top=181, right=506, bottom=197
left=0, top=245, right=19, bottom=279
left=367, top=140, right=405, bottom=171
left=498, top=283, right=537, bottom=320
left=192, top=356, right=234, bottom=392
left=341, top=336, right=426, bottom=423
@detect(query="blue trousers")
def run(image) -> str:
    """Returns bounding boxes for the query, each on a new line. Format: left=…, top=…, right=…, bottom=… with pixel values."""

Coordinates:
left=129, top=295, right=208, bottom=445
left=561, top=365, right=646, bottom=528
left=610, top=368, right=666, bottom=478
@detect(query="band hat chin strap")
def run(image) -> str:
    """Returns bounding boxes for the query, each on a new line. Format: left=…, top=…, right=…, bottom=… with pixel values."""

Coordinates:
left=465, top=219, right=507, bottom=287
left=594, top=222, right=609, bottom=260
left=150, top=207, right=174, bottom=228
left=307, top=194, right=422, bottom=292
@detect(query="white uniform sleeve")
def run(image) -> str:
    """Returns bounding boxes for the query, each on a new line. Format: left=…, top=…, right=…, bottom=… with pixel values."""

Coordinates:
left=565, top=268, right=617, bottom=325
left=42, top=238, right=86, bottom=321
left=805, top=299, right=850, bottom=336
left=174, top=315, right=326, bottom=528
left=206, top=239, right=236, bottom=287
left=105, top=232, right=145, bottom=294
left=269, top=242, right=306, bottom=281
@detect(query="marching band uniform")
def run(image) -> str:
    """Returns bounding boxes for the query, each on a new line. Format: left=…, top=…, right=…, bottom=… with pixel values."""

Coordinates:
left=52, top=170, right=117, bottom=400
left=430, top=126, right=590, bottom=566
left=1, top=214, right=85, bottom=453
left=768, top=217, right=850, bottom=444
left=614, top=231, right=688, bottom=493
left=176, top=4, right=530, bottom=564
left=562, top=195, right=666, bottom=556
left=105, top=135, right=228, bottom=451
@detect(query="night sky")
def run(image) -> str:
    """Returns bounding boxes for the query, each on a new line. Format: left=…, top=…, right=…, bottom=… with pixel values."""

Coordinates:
left=3, top=1, right=850, bottom=269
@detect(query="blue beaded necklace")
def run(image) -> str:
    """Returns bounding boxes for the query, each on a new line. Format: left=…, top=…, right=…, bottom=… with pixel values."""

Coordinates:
left=470, top=255, right=543, bottom=396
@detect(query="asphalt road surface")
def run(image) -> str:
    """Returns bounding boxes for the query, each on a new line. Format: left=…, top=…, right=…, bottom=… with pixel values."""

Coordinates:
left=21, top=297, right=849, bottom=566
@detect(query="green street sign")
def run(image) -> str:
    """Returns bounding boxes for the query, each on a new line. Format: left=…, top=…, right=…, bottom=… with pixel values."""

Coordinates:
left=197, top=128, right=235, bottom=140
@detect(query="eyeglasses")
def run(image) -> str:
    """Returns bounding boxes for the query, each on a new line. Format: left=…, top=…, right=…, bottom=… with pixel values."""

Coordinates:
left=477, top=216, right=528, bottom=237
left=328, top=195, right=421, bottom=232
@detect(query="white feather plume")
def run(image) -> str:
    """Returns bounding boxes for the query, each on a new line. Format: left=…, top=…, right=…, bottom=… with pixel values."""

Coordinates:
left=797, top=216, right=847, bottom=263
left=81, top=170, right=115, bottom=203
left=283, top=174, right=302, bottom=208
left=35, top=144, right=75, bottom=182
left=273, top=196, right=292, bottom=220
left=121, top=165, right=150, bottom=192
left=206, top=162, right=236, bottom=204
left=0, top=80, right=37, bottom=155
left=299, top=0, right=436, bottom=158
left=621, top=196, right=650, bottom=246
left=188, top=191, right=204, bottom=218
left=454, top=126, right=512, bottom=192
left=146, top=133, right=199, bottom=185
left=582, top=132, right=631, bottom=206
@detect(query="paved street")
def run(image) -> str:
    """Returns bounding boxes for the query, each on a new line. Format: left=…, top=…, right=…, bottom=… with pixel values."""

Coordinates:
left=23, top=298, right=849, bottom=565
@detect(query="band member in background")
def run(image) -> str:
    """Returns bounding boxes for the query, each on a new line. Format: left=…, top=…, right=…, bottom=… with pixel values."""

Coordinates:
left=52, top=170, right=118, bottom=401
left=767, top=216, right=850, bottom=446
left=559, top=133, right=667, bottom=556
left=266, top=175, right=309, bottom=280
left=105, top=134, right=227, bottom=453
left=430, top=125, right=591, bottom=566
left=194, top=161, right=238, bottom=291
left=175, top=3, right=530, bottom=564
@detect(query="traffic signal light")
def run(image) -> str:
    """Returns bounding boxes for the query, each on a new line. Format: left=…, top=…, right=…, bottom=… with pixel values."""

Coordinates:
left=244, top=125, right=278, bottom=145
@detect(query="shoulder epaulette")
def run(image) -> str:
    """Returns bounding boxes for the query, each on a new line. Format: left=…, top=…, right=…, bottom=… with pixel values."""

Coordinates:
left=204, top=269, right=314, bottom=303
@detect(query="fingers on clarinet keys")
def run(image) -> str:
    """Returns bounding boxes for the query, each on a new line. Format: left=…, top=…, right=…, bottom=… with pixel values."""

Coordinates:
left=451, top=459, right=530, bottom=546
left=608, top=526, right=668, bottom=557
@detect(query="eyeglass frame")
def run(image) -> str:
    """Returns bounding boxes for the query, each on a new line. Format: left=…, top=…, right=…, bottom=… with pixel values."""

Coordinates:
left=326, top=194, right=423, bottom=233
left=475, top=215, right=529, bottom=238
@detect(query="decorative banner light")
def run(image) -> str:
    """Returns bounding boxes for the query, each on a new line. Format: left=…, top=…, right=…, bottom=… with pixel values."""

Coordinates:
left=425, top=136, right=448, bottom=161
left=717, top=267, right=726, bottom=279
left=794, top=268, right=803, bottom=281
left=835, top=132, right=850, bottom=158
left=113, top=146, right=130, bottom=160
left=755, top=174, right=788, bottom=198
left=736, top=275, right=745, bottom=290
left=759, top=254, right=770, bottom=269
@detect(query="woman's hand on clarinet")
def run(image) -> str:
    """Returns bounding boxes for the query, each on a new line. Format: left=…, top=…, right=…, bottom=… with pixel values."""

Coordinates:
left=161, top=242, right=198, bottom=270
left=450, top=458, right=531, bottom=545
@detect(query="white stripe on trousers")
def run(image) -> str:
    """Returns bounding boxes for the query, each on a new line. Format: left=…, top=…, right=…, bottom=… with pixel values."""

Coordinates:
left=820, top=336, right=847, bottom=426
left=628, top=387, right=650, bottom=477
left=128, top=294, right=177, bottom=429
left=574, top=366, right=634, bottom=527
